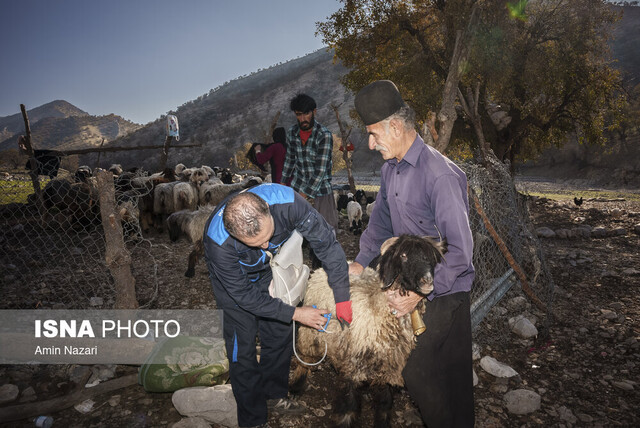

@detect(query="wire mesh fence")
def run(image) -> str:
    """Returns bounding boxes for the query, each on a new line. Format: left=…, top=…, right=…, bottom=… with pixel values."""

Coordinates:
left=0, top=167, right=158, bottom=310
left=1, top=155, right=553, bottom=339
left=462, top=157, right=555, bottom=344
left=335, top=157, right=555, bottom=344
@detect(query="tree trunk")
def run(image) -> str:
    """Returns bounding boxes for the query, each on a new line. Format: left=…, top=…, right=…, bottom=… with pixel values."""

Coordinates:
left=458, top=84, right=492, bottom=164
left=433, top=5, right=479, bottom=153
left=331, top=104, right=356, bottom=194
left=96, top=170, right=138, bottom=309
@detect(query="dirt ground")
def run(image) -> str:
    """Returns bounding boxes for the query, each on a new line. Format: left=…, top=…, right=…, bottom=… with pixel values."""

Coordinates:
left=1, top=177, right=639, bottom=427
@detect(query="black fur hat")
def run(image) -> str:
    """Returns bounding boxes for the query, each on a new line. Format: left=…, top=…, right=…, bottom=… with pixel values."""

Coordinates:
left=355, top=80, right=407, bottom=126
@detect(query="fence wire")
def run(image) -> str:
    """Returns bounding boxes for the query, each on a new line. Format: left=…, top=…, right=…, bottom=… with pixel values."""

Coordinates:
left=0, top=167, right=158, bottom=310
left=336, top=157, right=555, bottom=344
left=461, top=157, right=555, bottom=344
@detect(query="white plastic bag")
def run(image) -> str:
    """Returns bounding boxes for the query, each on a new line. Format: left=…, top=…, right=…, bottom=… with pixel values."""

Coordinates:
left=268, top=230, right=310, bottom=306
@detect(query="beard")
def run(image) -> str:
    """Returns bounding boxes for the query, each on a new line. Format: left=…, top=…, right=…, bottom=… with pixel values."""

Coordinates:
left=298, top=114, right=315, bottom=131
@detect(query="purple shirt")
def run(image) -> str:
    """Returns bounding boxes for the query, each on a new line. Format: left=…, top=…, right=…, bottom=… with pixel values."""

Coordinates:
left=355, top=134, right=475, bottom=299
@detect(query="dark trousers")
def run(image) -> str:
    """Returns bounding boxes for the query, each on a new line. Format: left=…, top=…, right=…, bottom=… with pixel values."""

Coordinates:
left=222, top=305, right=293, bottom=427
left=402, top=292, right=475, bottom=428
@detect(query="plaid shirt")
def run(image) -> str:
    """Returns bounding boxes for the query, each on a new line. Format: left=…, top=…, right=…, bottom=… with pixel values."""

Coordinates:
left=280, top=121, right=334, bottom=198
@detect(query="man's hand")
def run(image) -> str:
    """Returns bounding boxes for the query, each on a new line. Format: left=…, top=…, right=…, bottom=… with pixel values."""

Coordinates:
left=348, top=262, right=364, bottom=276
left=293, top=306, right=330, bottom=329
left=386, top=290, right=423, bottom=318
left=349, top=262, right=364, bottom=275
left=255, top=145, right=262, bottom=154
left=336, top=300, right=353, bottom=325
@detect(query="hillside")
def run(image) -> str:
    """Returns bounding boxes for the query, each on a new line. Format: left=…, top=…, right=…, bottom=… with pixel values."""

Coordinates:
left=0, top=112, right=142, bottom=152
left=95, top=49, right=379, bottom=172
left=610, top=5, right=640, bottom=84
left=0, top=100, right=88, bottom=143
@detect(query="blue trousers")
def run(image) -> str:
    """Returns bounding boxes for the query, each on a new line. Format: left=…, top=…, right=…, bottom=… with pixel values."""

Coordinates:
left=222, top=304, right=293, bottom=427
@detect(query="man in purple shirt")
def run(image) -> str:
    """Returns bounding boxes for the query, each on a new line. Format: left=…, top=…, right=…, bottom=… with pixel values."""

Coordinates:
left=349, top=80, right=475, bottom=427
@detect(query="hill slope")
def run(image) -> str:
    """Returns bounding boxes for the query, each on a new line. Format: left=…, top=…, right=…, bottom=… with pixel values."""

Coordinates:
left=0, top=111, right=142, bottom=152
left=0, top=100, right=88, bottom=143
left=96, top=49, right=378, bottom=171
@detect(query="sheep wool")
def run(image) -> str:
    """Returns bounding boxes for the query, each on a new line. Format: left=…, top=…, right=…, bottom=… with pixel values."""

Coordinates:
left=297, top=266, right=417, bottom=387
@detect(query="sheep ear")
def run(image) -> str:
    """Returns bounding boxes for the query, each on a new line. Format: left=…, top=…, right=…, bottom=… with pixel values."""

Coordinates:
left=423, top=236, right=448, bottom=258
left=380, top=237, right=399, bottom=255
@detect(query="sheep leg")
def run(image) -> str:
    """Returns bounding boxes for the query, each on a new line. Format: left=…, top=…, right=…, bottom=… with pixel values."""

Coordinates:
left=289, top=363, right=310, bottom=396
left=334, top=380, right=361, bottom=428
left=184, top=240, right=203, bottom=278
left=372, top=384, right=394, bottom=428
left=154, top=213, right=164, bottom=232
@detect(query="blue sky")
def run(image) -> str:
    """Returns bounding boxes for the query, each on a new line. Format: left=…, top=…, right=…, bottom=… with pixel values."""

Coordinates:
left=0, top=0, right=342, bottom=124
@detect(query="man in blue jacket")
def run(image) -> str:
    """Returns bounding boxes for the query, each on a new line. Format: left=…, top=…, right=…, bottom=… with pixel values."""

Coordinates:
left=203, top=183, right=352, bottom=428
left=349, top=80, right=475, bottom=427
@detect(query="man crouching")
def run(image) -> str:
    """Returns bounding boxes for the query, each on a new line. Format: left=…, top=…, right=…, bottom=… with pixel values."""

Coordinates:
left=203, top=183, right=353, bottom=428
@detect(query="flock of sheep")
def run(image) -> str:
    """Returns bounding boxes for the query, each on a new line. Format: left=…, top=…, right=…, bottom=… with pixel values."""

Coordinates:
left=38, top=161, right=379, bottom=279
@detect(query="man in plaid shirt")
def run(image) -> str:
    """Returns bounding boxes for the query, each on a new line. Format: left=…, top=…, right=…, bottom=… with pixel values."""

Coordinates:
left=281, top=94, right=339, bottom=234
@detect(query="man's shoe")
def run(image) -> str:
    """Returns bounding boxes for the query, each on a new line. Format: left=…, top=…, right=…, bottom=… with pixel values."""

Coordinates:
left=267, top=397, right=306, bottom=414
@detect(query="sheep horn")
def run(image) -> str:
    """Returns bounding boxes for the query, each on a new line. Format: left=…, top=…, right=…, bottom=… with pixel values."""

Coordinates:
left=380, top=236, right=399, bottom=255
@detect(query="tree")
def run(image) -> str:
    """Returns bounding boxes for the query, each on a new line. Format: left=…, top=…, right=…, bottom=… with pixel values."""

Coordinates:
left=230, top=142, right=258, bottom=172
left=317, top=0, right=624, bottom=168
left=331, top=103, right=357, bottom=193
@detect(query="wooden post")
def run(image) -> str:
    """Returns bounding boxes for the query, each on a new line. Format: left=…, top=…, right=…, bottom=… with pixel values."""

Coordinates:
left=19, top=104, right=44, bottom=216
left=95, top=137, right=105, bottom=170
left=159, top=135, right=174, bottom=171
left=331, top=104, right=356, bottom=194
left=96, top=170, right=139, bottom=309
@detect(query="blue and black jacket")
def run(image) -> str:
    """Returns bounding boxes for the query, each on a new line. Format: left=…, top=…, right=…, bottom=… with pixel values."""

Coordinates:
left=203, top=183, right=349, bottom=323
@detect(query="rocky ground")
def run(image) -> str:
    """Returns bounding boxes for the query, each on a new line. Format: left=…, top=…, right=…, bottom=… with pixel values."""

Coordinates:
left=1, top=177, right=639, bottom=427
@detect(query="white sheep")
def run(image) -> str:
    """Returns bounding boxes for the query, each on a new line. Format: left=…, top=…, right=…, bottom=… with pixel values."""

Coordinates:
left=153, top=181, right=179, bottom=231
left=347, top=199, right=363, bottom=235
left=198, top=177, right=223, bottom=204
left=108, top=164, right=123, bottom=176
left=292, top=235, right=447, bottom=427
left=166, top=205, right=215, bottom=277
left=174, top=163, right=187, bottom=176
left=172, top=181, right=199, bottom=212
left=201, top=165, right=215, bottom=179
left=199, top=176, right=262, bottom=208
left=366, top=200, right=376, bottom=217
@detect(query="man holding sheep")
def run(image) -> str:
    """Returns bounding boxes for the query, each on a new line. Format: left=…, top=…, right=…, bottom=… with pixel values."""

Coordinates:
left=349, top=80, right=475, bottom=427
left=203, top=183, right=352, bottom=428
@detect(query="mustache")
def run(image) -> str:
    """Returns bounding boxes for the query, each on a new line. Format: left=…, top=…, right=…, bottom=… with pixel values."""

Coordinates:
left=374, top=144, right=388, bottom=152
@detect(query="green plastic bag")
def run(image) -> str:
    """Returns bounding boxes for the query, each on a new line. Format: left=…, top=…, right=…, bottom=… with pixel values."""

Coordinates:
left=138, top=336, right=229, bottom=392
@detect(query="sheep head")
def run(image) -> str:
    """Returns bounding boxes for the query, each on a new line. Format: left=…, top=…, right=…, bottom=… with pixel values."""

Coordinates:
left=190, top=168, right=209, bottom=187
left=378, top=235, right=447, bottom=297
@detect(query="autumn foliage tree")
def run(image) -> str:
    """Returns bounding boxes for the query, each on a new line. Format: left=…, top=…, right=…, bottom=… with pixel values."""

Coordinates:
left=317, top=0, right=625, bottom=168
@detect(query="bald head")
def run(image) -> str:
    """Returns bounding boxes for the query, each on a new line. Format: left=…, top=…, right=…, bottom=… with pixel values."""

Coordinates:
left=223, top=192, right=271, bottom=240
